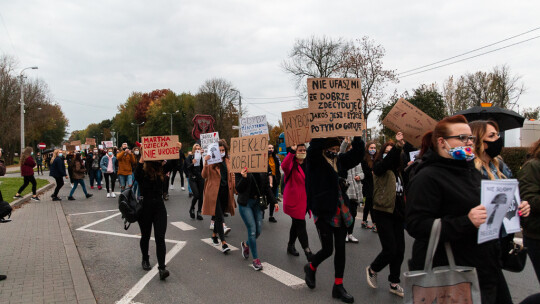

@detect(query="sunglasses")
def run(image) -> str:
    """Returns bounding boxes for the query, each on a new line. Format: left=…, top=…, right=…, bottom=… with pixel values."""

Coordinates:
left=443, top=134, right=476, bottom=144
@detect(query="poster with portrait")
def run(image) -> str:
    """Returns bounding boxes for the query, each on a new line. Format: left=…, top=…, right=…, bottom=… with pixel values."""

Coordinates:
left=206, top=142, right=222, bottom=165
left=502, top=189, right=522, bottom=234
left=478, top=179, right=519, bottom=244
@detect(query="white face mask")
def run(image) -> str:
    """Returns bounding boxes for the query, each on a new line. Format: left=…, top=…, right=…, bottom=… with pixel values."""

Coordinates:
left=93, top=150, right=98, bottom=153
left=220, top=152, right=226, bottom=157
left=134, top=151, right=140, bottom=155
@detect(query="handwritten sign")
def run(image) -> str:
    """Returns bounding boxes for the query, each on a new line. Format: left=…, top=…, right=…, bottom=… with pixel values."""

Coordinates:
left=229, top=134, right=268, bottom=173
left=307, top=78, right=363, bottom=138
left=382, top=98, right=438, bottom=147
left=141, top=135, right=180, bottom=161
left=200, top=132, right=220, bottom=150
left=282, top=108, right=311, bottom=146
left=85, top=138, right=96, bottom=146
left=102, top=141, right=113, bottom=148
left=66, top=145, right=76, bottom=152
left=240, top=115, right=269, bottom=137
left=70, top=140, right=81, bottom=146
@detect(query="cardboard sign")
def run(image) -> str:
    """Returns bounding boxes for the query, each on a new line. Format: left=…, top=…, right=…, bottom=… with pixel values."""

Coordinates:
left=282, top=108, right=311, bottom=146
left=382, top=98, right=438, bottom=147
left=141, top=135, right=180, bottom=161
left=70, top=140, right=81, bottom=146
left=200, top=132, right=220, bottom=150
left=85, top=138, right=96, bottom=146
left=102, top=141, right=113, bottom=148
left=307, top=78, right=363, bottom=138
left=206, top=142, right=222, bottom=165
left=66, top=145, right=76, bottom=152
left=229, top=134, right=268, bottom=173
left=240, top=115, right=269, bottom=137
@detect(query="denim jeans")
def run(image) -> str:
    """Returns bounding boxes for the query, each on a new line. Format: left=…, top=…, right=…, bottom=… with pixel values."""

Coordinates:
left=118, top=174, right=133, bottom=189
left=89, top=168, right=102, bottom=187
left=239, top=198, right=263, bottom=259
left=132, top=173, right=140, bottom=197
left=69, top=179, right=88, bottom=197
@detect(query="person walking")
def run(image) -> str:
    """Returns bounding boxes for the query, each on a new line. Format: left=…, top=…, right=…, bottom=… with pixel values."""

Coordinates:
left=67, top=153, right=93, bottom=200
left=236, top=167, right=279, bottom=271
left=340, top=139, right=364, bottom=244
left=304, top=136, right=365, bottom=303
left=365, top=132, right=406, bottom=298
left=13, top=147, right=39, bottom=201
left=170, top=149, right=186, bottom=191
left=49, top=149, right=68, bottom=201
left=135, top=143, right=182, bottom=280
left=89, top=148, right=103, bottom=190
left=360, top=141, right=377, bottom=232
left=132, top=146, right=141, bottom=197
left=100, top=148, right=118, bottom=198
left=36, top=151, right=44, bottom=175
left=267, top=144, right=281, bottom=223
left=201, top=139, right=236, bottom=254
left=0, top=148, right=7, bottom=281
left=117, top=146, right=136, bottom=191
left=185, top=144, right=204, bottom=220
left=282, top=144, right=312, bottom=261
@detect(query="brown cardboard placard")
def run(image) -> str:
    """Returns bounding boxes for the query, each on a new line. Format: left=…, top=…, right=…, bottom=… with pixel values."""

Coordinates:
left=229, top=134, right=269, bottom=173
left=307, top=78, right=363, bottom=138
left=70, top=140, right=81, bottom=146
left=141, top=135, right=180, bottom=161
left=85, top=138, right=96, bottom=146
left=282, top=108, right=311, bottom=146
left=66, top=145, right=76, bottom=152
left=381, top=98, right=438, bottom=147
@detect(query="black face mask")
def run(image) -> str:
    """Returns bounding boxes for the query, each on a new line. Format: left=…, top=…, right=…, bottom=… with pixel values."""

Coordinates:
left=485, top=137, right=503, bottom=159
left=325, top=150, right=338, bottom=159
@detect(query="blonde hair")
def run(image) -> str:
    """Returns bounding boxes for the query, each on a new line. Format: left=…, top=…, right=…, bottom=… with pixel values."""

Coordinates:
left=192, top=143, right=201, bottom=153
left=50, top=149, right=60, bottom=164
left=469, top=120, right=506, bottom=180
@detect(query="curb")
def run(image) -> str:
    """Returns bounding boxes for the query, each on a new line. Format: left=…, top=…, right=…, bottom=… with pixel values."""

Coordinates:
left=9, top=182, right=55, bottom=208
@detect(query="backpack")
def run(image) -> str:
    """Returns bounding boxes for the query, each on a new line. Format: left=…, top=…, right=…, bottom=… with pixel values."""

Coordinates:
left=118, top=188, right=142, bottom=230
left=0, top=200, right=13, bottom=222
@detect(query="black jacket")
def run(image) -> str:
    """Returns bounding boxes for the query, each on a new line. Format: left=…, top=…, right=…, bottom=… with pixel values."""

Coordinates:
left=269, top=152, right=282, bottom=183
left=405, top=149, right=501, bottom=291
left=305, top=137, right=364, bottom=220
left=235, top=172, right=276, bottom=207
left=50, top=156, right=67, bottom=178
left=134, top=163, right=165, bottom=206
left=185, top=154, right=203, bottom=180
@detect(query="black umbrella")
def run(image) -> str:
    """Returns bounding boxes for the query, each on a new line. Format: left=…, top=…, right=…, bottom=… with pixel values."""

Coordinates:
left=455, top=106, right=525, bottom=132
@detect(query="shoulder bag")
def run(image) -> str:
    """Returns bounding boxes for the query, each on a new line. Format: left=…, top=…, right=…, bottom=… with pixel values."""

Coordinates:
left=250, top=174, right=268, bottom=210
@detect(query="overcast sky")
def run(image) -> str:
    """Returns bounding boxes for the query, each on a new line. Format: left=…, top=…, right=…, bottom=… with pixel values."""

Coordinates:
left=1, top=1, right=538, bottom=134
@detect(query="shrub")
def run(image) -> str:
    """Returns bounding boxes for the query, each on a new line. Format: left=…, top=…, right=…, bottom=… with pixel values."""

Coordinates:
left=500, top=147, right=529, bottom=177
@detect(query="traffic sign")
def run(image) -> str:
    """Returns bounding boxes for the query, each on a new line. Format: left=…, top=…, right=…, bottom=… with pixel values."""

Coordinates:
left=38, top=143, right=46, bottom=149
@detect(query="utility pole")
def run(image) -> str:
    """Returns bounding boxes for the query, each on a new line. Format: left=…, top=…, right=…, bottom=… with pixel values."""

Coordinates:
left=162, top=110, right=179, bottom=134
left=19, top=66, right=38, bottom=153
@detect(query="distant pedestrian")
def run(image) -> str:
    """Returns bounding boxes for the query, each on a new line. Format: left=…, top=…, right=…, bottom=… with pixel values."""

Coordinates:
left=170, top=149, right=186, bottom=191
left=117, top=146, right=136, bottom=191
left=67, top=153, right=93, bottom=200
left=88, top=148, right=102, bottom=190
left=360, top=141, right=377, bottom=231
left=132, top=147, right=141, bottom=197
left=100, top=148, right=118, bottom=198
left=185, top=144, right=204, bottom=220
left=339, top=138, right=364, bottom=244
left=36, top=152, right=44, bottom=175
left=13, top=147, right=39, bottom=201
left=0, top=147, right=7, bottom=281
left=49, top=149, right=68, bottom=201
left=267, top=144, right=281, bottom=223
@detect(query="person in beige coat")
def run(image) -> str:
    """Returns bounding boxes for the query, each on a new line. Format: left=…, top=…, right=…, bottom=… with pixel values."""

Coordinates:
left=202, top=139, right=237, bottom=254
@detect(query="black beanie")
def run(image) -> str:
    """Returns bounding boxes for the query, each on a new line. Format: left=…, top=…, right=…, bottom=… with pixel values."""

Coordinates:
left=322, top=137, right=341, bottom=149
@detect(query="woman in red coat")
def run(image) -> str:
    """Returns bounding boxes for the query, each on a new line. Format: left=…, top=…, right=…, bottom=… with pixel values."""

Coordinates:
left=282, top=144, right=312, bottom=261
left=14, top=147, right=39, bottom=201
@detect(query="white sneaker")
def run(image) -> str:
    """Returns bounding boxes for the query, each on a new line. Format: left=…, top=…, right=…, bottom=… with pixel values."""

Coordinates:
left=345, top=234, right=349, bottom=242
left=111, top=192, right=116, bottom=198
left=389, top=283, right=404, bottom=297
left=181, top=187, right=185, bottom=191
left=170, top=184, right=175, bottom=190
left=348, top=234, right=359, bottom=243
left=209, top=221, right=215, bottom=230
left=224, top=225, right=231, bottom=235
left=106, top=193, right=111, bottom=198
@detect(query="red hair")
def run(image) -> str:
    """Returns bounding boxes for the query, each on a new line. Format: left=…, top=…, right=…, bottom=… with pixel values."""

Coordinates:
left=421, top=115, right=469, bottom=152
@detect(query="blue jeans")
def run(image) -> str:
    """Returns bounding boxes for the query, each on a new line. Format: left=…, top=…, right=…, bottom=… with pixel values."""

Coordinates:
left=132, top=173, right=140, bottom=197
left=118, top=174, right=133, bottom=189
left=69, top=179, right=88, bottom=197
left=239, top=198, right=263, bottom=259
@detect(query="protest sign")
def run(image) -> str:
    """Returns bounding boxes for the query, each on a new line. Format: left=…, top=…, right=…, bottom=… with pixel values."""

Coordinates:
left=70, top=140, right=81, bottom=146
left=80, top=144, right=90, bottom=150
left=194, top=150, right=202, bottom=167
left=66, top=145, right=76, bottom=152
left=307, top=78, right=363, bottom=138
left=62, top=145, right=66, bottom=151
left=102, top=141, right=113, bottom=148
left=206, top=142, right=222, bottom=165
left=141, top=135, right=180, bottom=161
left=75, top=146, right=80, bottom=151
left=282, top=108, right=311, bottom=146
left=240, top=115, right=269, bottom=137
left=409, top=150, right=420, bottom=162
left=503, top=189, right=522, bottom=234
left=382, top=98, right=438, bottom=147
left=229, top=134, right=268, bottom=173
left=200, top=132, right=220, bottom=150
left=98, top=145, right=104, bottom=149
left=85, top=138, right=96, bottom=146
left=478, top=179, right=519, bottom=244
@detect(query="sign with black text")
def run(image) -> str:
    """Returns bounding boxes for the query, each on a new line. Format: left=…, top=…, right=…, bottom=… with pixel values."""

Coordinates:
left=141, top=135, right=180, bottom=161
left=229, top=134, right=268, bottom=173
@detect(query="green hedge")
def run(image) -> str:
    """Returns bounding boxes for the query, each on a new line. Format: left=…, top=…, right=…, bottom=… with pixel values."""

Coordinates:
left=500, top=147, right=529, bottom=177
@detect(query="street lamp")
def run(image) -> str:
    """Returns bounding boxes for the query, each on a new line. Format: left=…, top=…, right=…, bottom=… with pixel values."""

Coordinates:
left=162, top=110, right=179, bottom=135
left=231, top=89, right=242, bottom=119
left=20, top=66, right=38, bottom=152
left=131, top=122, right=145, bottom=141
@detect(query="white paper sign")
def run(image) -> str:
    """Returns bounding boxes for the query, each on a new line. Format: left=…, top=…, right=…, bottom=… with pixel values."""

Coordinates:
left=409, top=150, right=420, bottom=161
left=502, top=189, right=522, bottom=234
left=478, top=179, right=519, bottom=244
left=194, top=150, right=201, bottom=167
left=206, top=142, right=222, bottom=165
left=200, top=132, right=220, bottom=150
left=98, top=145, right=104, bottom=149
left=240, top=115, right=269, bottom=137
left=62, top=145, right=66, bottom=151
left=75, top=146, right=80, bottom=151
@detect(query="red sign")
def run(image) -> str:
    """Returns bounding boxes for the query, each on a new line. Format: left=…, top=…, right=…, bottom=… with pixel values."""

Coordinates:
left=192, top=114, right=215, bottom=140
left=38, top=143, right=46, bottom=149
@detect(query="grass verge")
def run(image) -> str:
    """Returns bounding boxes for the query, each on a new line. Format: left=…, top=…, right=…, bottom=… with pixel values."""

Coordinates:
left=0, top=177, right=50, bottom=203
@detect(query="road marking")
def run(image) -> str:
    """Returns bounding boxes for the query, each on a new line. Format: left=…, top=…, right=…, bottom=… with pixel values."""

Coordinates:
left=79, top=228, right=182, bottom=244
left=68, top=209, right=118, bottom=216
left=171, top=221, right=196, bottom=231
left=201, top=238, right=239, bottom=251
left=115, top=241, right=186, bottom=304
left=77, top=212, right=122, bottom=230
left=247, top=262, right=305, bottom=289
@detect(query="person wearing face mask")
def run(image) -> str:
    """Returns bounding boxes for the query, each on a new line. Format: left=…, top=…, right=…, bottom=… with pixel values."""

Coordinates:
left=304, top=136, right=365, bottom=303
left=100, top=148, right=118, bottom=198
left=360, top=141, right=377, bottom=232
left=117, top=146, right=136, bottom=191
left=50, top=149, right=69, bottom=201
left=132, top=147, right=141, bottom=197
left=282, top=143, right=313, bottom=261
left=88, top=149, right=102, bottom=190
left=365, top=132, right=406, bottom=298
left=185, top=144, right=205, bottom=220
left=201, top=139, right=236, bottom=253
left=267, top=144, right=281, bottom=223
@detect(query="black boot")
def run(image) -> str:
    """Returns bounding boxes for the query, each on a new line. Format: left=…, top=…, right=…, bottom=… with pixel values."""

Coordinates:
left=304, top=248, right=313, bottom=262
left=189, top=207, right=195, bottom=219
left=159, top=267, right=170, bottom=280
left=332, top=284, right=354, bottom=303
left=304, top=263, right=316, bottom=289
left=142, top=260, right=151, bottom=271
left=196, top=211, right=203, bottom=220
left=287, top=244, right=299, bottom=256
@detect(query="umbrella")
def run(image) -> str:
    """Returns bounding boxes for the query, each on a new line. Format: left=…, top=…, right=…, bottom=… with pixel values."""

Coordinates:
left=455, top=106, right=525, bottom=132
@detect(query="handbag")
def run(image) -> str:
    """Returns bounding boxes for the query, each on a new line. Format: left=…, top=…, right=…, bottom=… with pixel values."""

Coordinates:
left=250, top=174, right=269, bottom=210
left=501, top=240, right=527, bottom=272
left=403, top=219, right=482, bottom=304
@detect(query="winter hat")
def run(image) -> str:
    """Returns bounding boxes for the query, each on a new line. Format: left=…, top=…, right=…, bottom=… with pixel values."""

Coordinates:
left=322, top=137, right=341, bottom=149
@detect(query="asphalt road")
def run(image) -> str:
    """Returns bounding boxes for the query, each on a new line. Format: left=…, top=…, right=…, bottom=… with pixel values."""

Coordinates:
left=59, top=179, right=539, bottom=304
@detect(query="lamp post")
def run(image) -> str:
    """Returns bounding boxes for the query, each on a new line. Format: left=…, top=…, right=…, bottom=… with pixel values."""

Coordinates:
left=162, top=110, right=179, bottom=135
left=231, top=89, right=242, bottom=119
left=19, top=66, right=38, bottom=152
left=131, top=122, right=145, bottom=142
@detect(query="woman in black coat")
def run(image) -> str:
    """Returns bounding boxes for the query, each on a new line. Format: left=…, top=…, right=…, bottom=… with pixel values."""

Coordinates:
left=304, top=136, right=364, bottom=303
left=185, top=144, right=204, bottom=220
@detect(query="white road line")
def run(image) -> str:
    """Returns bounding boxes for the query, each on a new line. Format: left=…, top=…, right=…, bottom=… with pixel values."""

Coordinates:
left=79, top=228, right=182, bottom=244
left=115, top=241, right=186, bottom=304
left=171, top=221, right=196, bottom=231
left=77, top=212, right=122, bottom=230
left=68, top=209, right=119, bottom=216
left=201, top=238, right=239, bottom=251
left=248, top=262, right=305, bottom=289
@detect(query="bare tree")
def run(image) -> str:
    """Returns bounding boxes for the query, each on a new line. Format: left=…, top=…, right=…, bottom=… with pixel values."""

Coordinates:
left=489, top=65, right=525, bottom=109
left=443, top=76, right=472, bottom=115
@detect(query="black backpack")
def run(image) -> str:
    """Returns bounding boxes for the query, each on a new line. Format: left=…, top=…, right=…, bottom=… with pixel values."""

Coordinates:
left=118, top=189, right=142, bottom=230
left=0, top=200, right=13, bottom=222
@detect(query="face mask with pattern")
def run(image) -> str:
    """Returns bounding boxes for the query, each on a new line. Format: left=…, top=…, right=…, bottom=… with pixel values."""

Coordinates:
left=444, top=141, right=475, bottom=161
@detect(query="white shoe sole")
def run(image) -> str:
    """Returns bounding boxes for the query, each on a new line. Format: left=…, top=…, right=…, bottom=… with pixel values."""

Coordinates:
left=366, top=266, right=377, bottom=289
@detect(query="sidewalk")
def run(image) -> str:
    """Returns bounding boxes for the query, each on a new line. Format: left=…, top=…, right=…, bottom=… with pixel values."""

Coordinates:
left=0, top=189, right=96, bottom=303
